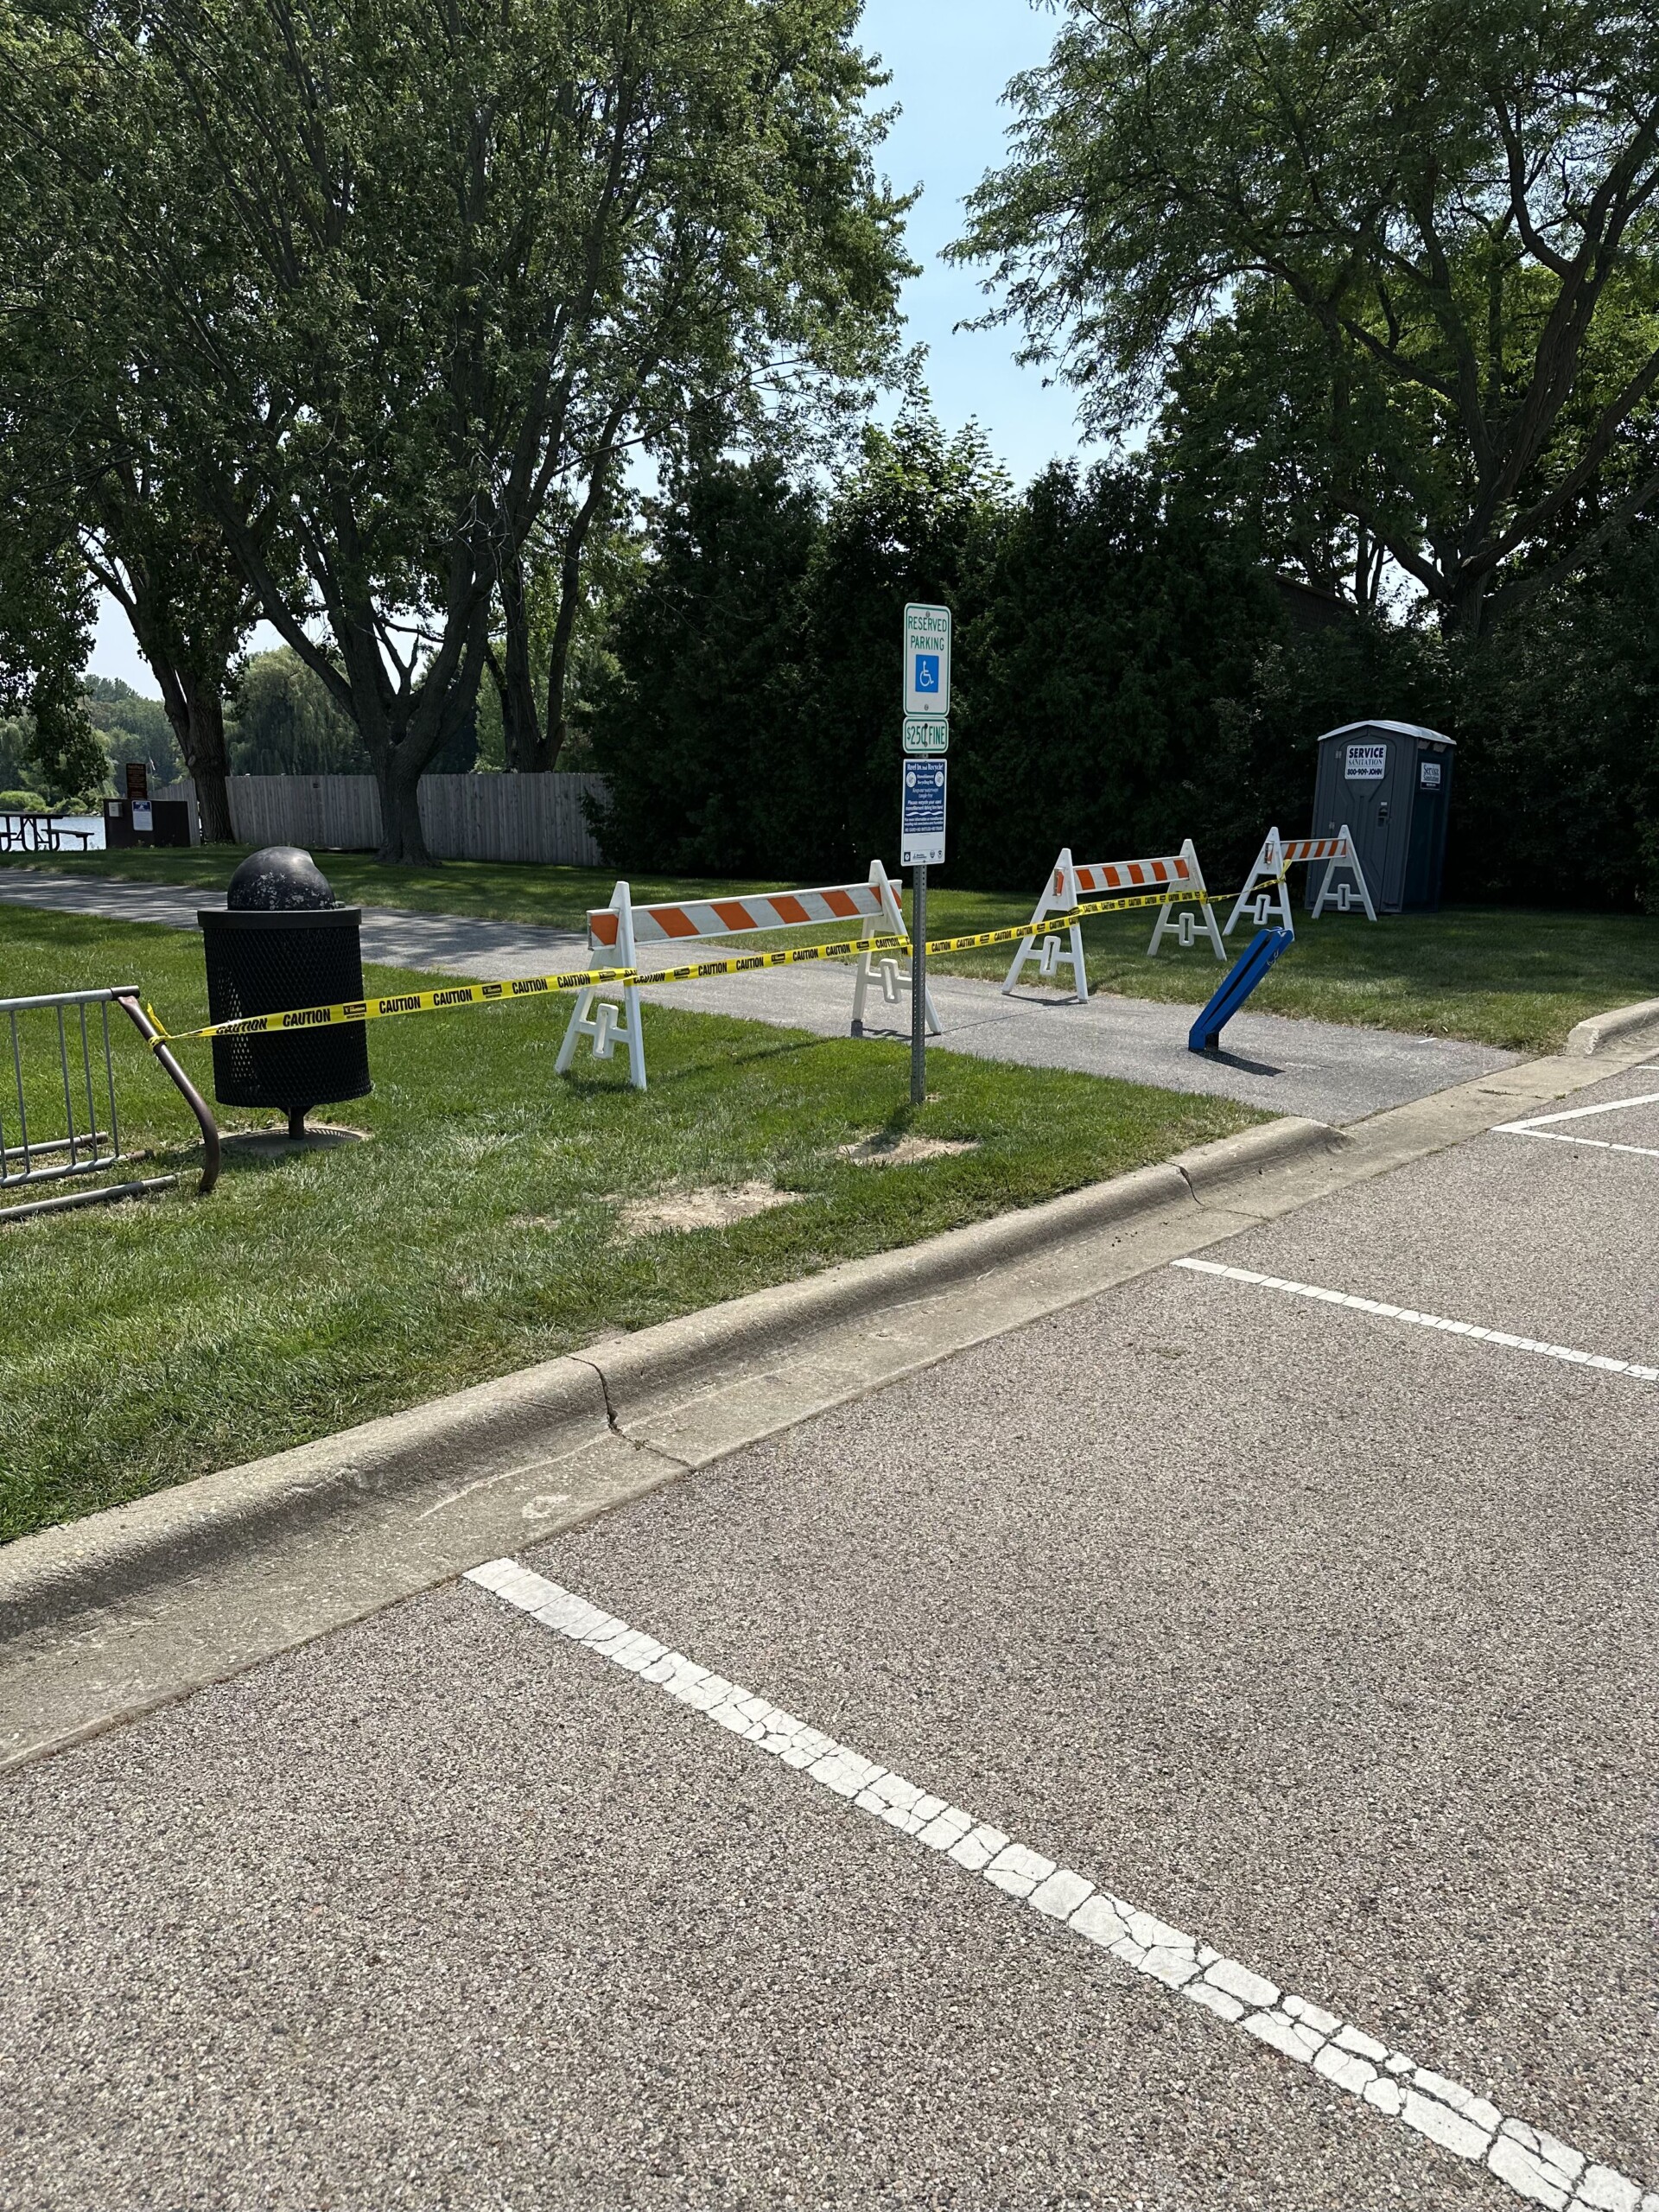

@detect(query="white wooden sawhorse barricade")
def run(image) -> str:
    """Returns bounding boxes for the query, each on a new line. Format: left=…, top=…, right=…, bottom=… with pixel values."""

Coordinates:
left=1002, top=840, right=1225, bottom=1001
left=1224, top=827, right=1376, bottom=935
left=556, top=862, right=938, bottom=1091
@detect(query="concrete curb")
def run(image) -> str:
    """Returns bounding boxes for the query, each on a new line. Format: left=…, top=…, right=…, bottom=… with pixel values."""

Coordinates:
left=1563, top=995, right=1659, bottom=1057
left=0, top=1115, right=1338, bottom=1643
left=587, top=1116, right=1343, bottom=1423
left=0, top=1358, right=613, bottom=1644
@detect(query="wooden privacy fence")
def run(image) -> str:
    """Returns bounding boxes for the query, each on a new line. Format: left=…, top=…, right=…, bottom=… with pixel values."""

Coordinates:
left=154, top=772, right=608, bottom=867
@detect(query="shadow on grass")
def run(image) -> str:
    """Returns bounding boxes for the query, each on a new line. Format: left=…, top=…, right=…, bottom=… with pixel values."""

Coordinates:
left=560, top=1029, right=838, bottom=1096
left=212, top=1127, right=373, bottom=1177
left=872, top=1095, right=925, bottom=1145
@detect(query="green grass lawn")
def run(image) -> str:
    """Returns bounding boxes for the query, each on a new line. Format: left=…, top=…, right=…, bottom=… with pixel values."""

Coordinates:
left=5, top=845, right=1655, bottom=1052
left=0, top=842, right=785, bottom=934
left=0, top=906, right=1260, bottom=1544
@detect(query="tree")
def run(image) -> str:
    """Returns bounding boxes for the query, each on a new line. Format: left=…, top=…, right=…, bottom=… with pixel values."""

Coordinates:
left=1447, top=522, right=1659, bottom=905
left=591, top=408, right=1015, bottom=877
left=1149, top=291, right=1403, bottom=612
left=83, top=676, right=186, bottom=785
left=0, top=508, right=100, bottom=798
left=953, top=461, right=1300, bottom=888
left=81, top=488, right=256, bottom=842
left=229, top=650, right=369, bottom=777
left=955, top=0, right=1659, bottom=633
left=0, top=386, right=100, bottom=798
left=0, top=5, right=257, bottom=838
left=483, top=494, right=643, bottom=772
left=59, top=0, right=909, bottom=860
left=0, top=14, right=99, bottom=796
left=795, top=410, right=1014, bottom=871
left=588, top=449, right=823, bottom=868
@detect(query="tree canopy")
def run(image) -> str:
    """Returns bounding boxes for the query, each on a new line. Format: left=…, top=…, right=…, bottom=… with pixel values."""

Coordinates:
left=956, top=0, right=1659, bottom=631
left=131, top=0, right=908, bottom=855
left=589, top=409, right=1013, bottom=875
left=2, top=0, right=909, bottom=855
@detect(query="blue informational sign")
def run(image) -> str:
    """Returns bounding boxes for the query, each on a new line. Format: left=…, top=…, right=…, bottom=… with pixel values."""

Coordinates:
left=900, top=759, right=946, bottom=867
left=913, top=652, right=940, bottom=696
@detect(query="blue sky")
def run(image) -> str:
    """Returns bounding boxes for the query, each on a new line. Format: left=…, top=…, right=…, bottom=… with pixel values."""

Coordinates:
left=93, top=0, right=1088, bottom=694
left=860, top=0, right=1091, bottom=478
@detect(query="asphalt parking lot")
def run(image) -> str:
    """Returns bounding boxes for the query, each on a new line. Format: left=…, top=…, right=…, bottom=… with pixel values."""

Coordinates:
left=2, top=1065, right=1655, bottom=2210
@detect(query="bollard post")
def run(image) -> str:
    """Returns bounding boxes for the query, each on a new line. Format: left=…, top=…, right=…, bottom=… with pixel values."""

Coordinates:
left=910, top=862, right=927, bottom=1106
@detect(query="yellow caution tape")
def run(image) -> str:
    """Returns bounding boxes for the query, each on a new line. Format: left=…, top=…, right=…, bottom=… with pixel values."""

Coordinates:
left=631, top=931, right=911, bottom=988
left=143, top=876, right=1258, bottom=1048
left=142, top=932, right=912, bottom=1047
left=632, top=887, right=1210, bottom=979
left=143, top=963, right=638, bottom=1046
left=920, top=883, right=1208, bottom=956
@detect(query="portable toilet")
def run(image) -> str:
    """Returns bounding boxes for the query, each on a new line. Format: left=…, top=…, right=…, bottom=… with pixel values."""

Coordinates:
left=1310, top=721, right=1454, bottom=913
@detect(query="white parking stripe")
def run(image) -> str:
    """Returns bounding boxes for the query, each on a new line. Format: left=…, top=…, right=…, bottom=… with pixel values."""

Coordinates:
left=1496, top=1089, right=1659, bottom=1131
left=1171, top=1258, right=1659, bottom=1382
left=1493, top=1089, right=1659, bottom=1160
left=1497, top=1131, right=1659, bottom=1160
left=466, top=1559, right=1655, bottom=2212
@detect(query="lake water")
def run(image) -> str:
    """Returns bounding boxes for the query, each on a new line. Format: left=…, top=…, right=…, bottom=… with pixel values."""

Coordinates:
left=0, top=813, right=108, bottom=852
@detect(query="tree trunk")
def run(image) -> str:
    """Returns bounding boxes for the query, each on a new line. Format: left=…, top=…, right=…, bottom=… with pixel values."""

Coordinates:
left=361, top=631, right=493, bottom=862
left=175, top=672, right=236, bottom=842
left=542, top=455, right=615, bottom=769
left=114, top=579, right=241, bottom=842
left=375, top=745, right=436, bottom=865
left=543, top=573, right=578, bottom=770
left=1443, top=566, right=1491, bottom=639
left=498, top=553, right=545, bottom=771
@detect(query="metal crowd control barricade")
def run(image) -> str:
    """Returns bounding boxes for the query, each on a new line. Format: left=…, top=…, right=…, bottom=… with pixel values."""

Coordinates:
left=1003, top=840, right=1225, bottom=1000
left=0, top=986, right=219, bottom=1223
left=1224, top=827, right=1376, bottom=934
left=556, top=863, right=938, bottom=1092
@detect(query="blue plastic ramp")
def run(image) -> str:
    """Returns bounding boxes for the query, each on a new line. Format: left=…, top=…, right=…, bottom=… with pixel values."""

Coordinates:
left=1188, top=927, right=1294, bottom=1053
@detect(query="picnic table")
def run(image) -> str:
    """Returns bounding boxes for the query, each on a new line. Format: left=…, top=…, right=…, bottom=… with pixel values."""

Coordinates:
left=0, top=811, right=96, bottom=855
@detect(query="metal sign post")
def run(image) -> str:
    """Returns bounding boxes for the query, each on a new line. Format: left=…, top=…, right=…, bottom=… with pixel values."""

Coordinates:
left=899, top=606, right=950, bottom=1106
left=909, top=864, right=927, bottom=1103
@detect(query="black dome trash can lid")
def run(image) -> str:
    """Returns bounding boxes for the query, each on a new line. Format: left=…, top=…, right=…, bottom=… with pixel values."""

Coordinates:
left=227, top=846, right=339, bottom=912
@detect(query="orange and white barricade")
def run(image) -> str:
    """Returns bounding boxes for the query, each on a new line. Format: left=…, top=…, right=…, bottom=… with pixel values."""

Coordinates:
left=556, top=862, right=938, bottom=1091
left=1224, top=826, right=1376, bottom=934
left=1002, top=840, right=1224, bottom=1000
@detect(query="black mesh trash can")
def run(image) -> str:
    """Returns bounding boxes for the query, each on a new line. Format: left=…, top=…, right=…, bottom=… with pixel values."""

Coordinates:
left=200, top=847, right=372, bottom=1135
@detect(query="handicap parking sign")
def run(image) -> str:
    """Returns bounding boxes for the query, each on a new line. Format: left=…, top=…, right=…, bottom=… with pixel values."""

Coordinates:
left=903, top=603, right=951, bottom=715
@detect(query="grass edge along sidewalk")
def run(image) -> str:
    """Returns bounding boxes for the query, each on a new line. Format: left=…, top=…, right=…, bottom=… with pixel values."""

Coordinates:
left=6, top=848, right=1658, bottom=1053
left=0, top=905, right=1264, bottom=1548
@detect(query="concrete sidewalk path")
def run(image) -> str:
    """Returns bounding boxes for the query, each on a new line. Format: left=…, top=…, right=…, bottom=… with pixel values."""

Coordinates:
left=645, top=957, right=1516, bottom=1125
left=1, top=867, right=1517, bottom=1124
